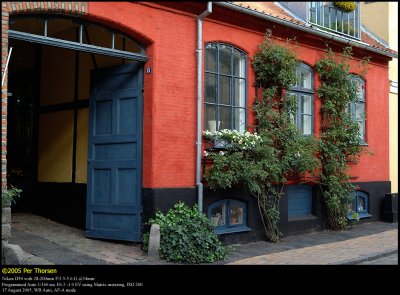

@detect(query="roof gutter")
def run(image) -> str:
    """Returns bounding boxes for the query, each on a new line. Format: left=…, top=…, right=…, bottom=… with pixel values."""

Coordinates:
left=196, top=2, right=213, bottom=212
left=214, top=2, right=397, bottom=59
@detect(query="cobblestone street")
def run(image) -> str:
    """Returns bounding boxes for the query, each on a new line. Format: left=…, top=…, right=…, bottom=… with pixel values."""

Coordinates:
left=7, top=213, right=398, bottom=265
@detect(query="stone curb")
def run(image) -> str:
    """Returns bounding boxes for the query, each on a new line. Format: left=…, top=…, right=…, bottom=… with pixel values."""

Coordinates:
left=331, top=249, right=398, bottom=265
left=2, top=242, right=54, bottom=265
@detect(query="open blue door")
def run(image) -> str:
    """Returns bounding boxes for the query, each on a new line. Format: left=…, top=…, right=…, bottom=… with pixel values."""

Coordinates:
left=86, top=62, right=143, bottom=242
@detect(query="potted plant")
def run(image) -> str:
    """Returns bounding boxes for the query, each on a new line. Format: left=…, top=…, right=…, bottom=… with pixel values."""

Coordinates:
left=334, top=2, right=357, bottom=13
left=2, top=186, right=21, bottom=243
left=2, top=186, right=22, bottom=208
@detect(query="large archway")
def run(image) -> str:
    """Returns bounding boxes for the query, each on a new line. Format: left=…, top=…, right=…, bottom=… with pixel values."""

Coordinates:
left=4, top=6, right=148, bottom=242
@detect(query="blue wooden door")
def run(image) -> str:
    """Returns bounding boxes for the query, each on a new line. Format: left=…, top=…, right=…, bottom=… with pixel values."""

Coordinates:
left=86, top=62, right=143, bottom=242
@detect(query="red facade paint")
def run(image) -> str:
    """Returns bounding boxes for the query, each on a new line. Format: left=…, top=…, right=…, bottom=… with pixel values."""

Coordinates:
left=2, top=2, right=391, bottom=192
left=85, top=2, right=390, bottom=187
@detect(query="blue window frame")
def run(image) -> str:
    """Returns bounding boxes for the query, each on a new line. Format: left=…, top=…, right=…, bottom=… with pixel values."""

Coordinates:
left=349, top=75, right=366, bottom=143
left=287, top=63, right=314, bottom=135
left=347, top=191, right=372, bottom=219
left=204, top=43, right=247, bottom=132
left=208, top=199, right=251, bottom=234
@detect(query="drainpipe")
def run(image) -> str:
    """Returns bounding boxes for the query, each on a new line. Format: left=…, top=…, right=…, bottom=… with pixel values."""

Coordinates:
left=196, top=2, right=212, bottom=212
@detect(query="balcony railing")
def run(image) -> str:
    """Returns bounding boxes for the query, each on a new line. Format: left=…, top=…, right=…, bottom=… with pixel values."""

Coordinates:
left=308, top=2, right=360, bottom=39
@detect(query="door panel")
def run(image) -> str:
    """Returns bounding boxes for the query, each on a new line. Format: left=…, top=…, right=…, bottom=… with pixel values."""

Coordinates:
left=86, top=62, right=143, bottom=241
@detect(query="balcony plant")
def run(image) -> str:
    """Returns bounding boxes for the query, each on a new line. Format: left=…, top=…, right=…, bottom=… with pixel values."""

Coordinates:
left=334, top=2, right=357, bottom=13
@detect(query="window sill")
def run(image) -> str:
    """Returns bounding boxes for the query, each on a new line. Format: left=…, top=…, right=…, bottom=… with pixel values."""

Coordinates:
left=347, top=213, right=372, bottom=220
left=214, top=226, right=251, bottom=235
left=288, top=214, right=318, bottom=222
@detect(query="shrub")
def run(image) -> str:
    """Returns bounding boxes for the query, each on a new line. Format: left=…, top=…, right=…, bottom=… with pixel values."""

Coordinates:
left=2, top=186, right=22, bottom=208
left=142, top=201, right=231, bottom=264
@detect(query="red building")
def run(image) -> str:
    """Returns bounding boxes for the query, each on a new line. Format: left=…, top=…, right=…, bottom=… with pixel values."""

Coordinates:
left=2, top=2, right=397, bottom=243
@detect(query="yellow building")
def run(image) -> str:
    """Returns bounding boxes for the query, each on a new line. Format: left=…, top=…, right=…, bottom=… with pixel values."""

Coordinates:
left=361, top=2, right=398, bottom=193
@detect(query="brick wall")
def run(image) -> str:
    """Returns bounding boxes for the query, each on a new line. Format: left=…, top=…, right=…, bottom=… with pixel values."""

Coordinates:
left=1, top=2, right=391, bottom=195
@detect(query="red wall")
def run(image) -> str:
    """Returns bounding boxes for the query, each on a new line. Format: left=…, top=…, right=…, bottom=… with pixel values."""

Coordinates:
left=87, top=2, right=390, bottom=188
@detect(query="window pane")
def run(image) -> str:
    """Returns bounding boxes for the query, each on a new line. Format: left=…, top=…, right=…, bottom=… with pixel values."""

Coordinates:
left=205, top=105, right=217, bottom=131
left=357, top=120, right=365, bottom=140
left=114, top=34, right=143, bottom=54
left=219, top=45, right=231, bottom=75
left=355, top=103, right=364, bottom=120
left=205, top=45, right=217, bottom=72
left=302, top=115, right=312, bottom=135
left=234, top=78, right=246, bottom=107
left=230, top=206, right=244, bottom=225
left=302, top=95, right=312, bottom=115
left=348, top=201, right=354, bottom=214
left=205, top=73, right=216, bottom=103
left=10, top=17, right=44, bottom=35
left=300, top=69, right=312, bottom=90
left=220, top=106, right=231, bottom=130
left=47, top=17, right=80, bottom=42
left=234, top=108, right=246, bottom=132
left=83, top=23, right=112, bottom=48
left=233, top=50, right=245, bottom=78
left=211, top=204, right=226, bottom=226
left=219, top=76, right=231, bottom=105
left=355, top=79, right=365, bottom=102
left=357, top=195, right=366, bottom=212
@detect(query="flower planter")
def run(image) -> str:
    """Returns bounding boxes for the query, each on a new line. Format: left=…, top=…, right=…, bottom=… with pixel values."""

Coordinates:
left=214, top=139, right=228, bottom=148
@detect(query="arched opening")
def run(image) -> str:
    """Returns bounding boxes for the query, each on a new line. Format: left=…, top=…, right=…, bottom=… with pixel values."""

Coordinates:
left=7, top=14, right=146, bottom=241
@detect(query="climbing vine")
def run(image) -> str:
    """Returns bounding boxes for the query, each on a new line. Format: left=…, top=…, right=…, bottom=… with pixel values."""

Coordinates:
left=204, top=31, right=320, bottom=242
left=315, top=46, right=370, bottom=230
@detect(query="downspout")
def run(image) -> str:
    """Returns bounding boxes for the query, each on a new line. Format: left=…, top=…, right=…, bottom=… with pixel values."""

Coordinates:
left=196, top=2, right=212, bottom=212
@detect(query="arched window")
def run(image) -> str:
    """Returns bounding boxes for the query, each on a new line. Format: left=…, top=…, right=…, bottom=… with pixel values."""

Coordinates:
left=208, top=199, right=250, bottom=234
left=349, top=75, right=366, bottom=143
left=287, top=63, right=314, bottom=135
left=347, top=191, right=372, bottom=219
left=9, top=15, right=146, bottom=61
left=204, top=43, right=247, bottom=132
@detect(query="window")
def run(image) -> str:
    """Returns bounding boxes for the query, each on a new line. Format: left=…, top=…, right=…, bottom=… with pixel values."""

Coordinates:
left=208, top=199, right=250, bottom=234
left=288, top=185, right=313, bottom=219
left=287, top=63, right=314, bottom=135
left=349, top=76, right=366, bottom=143
left=9, top=15, right=145, bottom=56
left=347, top=191, right=372, bottom=219
left=204, top=43, right=247, bottom=132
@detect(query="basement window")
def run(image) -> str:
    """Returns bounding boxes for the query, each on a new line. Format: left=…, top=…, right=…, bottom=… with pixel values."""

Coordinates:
left=347, top=191, right=372, bottom=219
left=208, top=199, right=251, bottom=234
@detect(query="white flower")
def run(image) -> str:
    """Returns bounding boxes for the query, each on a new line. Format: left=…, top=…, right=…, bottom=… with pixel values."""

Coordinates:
left=219, top=151, right=225, bottom=156
left=203, top=151, right=209, bottom=157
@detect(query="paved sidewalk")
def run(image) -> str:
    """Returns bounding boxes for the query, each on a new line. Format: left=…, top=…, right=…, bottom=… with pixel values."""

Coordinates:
left=8, top=213, right=398, bottom=265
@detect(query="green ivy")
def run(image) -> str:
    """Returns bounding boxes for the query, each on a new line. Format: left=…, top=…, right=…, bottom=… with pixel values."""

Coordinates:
left=315, top=46, right=370, bottom=230
left=204, top=31, right=320, bottom=242
left=142, top=201, right=231, bottom=264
